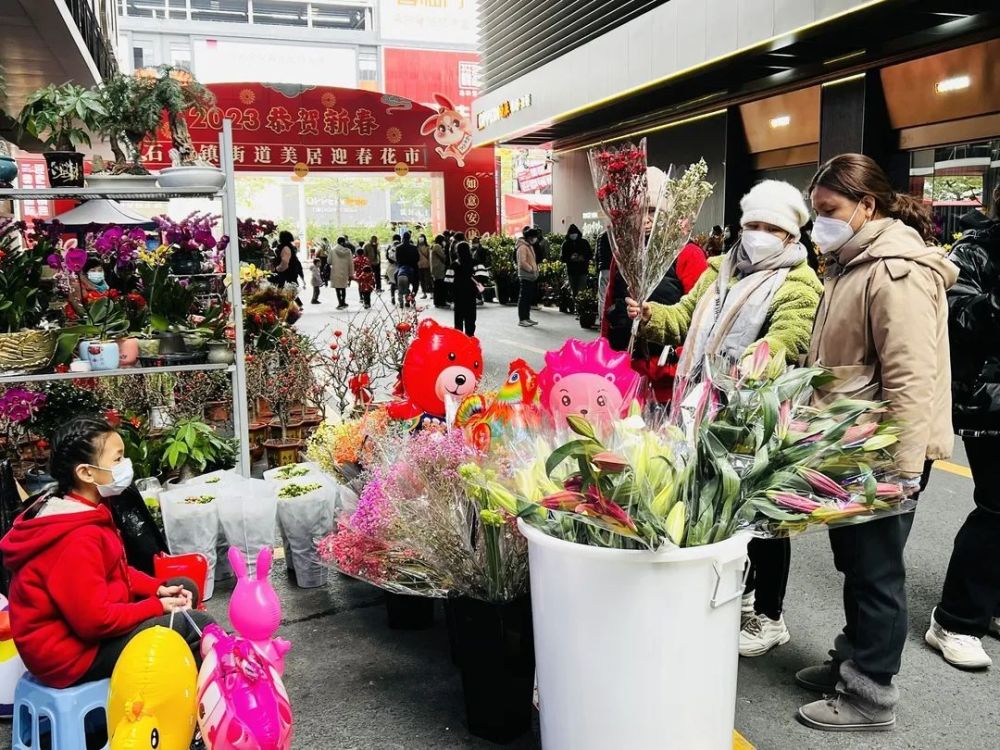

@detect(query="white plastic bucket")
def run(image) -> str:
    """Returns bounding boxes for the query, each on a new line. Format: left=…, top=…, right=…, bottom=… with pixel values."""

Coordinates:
left=520, top=521, right=749, bottom=750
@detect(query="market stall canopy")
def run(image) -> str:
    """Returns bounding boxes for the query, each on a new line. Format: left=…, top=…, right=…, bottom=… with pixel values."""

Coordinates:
left=53, top=199, right=155, bottom=229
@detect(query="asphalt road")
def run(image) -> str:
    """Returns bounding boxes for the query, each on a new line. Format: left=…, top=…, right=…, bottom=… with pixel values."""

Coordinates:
left=5, top=293, right=994, bottom=750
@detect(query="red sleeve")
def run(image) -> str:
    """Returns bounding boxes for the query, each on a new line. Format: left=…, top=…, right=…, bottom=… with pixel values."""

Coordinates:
left=676, top=243, right=709, bottom=293
left=129, top=567, right=162, bottom=598
left=48, top=529, right=163, bottom=640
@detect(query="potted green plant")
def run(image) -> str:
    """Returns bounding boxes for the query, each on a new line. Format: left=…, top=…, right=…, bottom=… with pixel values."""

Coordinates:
left=142, top=66, right=223, bottom=189
left=158, top=417, right=236, bottom=484
left=0, top=219, right=58, bottom=375
left=191, top=305, right=235, bottom=365
left=575, top=287, right=598, bottom=329
left=18, top=83, right=105, bottom=188
left=74, top=294, right=130, bottom=371
left=90, top=72, right=163, bottom=189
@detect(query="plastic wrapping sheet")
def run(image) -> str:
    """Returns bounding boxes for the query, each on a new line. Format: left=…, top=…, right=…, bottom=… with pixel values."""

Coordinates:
left=160, top=486, right=221, bottom=599
left=216, top=477, right=278, bottom=568
left=274, top=480, right=338, bottom=588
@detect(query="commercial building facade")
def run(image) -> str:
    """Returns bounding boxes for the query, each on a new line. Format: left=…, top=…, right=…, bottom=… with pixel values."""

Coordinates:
left=473, top=0, right=1000, bottom=241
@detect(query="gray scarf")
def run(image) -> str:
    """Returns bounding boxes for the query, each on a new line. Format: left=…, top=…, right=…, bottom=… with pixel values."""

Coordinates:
left=677, top=241, right=807, bottom=378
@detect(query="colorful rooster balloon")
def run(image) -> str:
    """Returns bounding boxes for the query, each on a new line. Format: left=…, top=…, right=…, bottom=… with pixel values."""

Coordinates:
left=197, top=624, right=293, bottom=750
left=455, top=358, right=542, bottom=451
left=108, top=626, right=198, bottom=750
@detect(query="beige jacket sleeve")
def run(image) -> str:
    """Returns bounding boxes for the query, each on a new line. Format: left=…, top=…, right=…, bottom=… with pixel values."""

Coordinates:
left=870, top=261, right=940, bottom=477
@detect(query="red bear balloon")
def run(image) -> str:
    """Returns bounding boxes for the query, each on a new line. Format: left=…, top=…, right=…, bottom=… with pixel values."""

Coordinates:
left=388, top=319, right=484, bottom=423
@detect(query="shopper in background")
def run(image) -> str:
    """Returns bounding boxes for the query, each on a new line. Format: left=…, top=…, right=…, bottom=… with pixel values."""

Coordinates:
left=353, top=247, right=375, bottom=310
left=309, top=256, right=323, bottom=305
left=562, top=223, right=594, bottom=304
left=417, top=233, right=432, bottom=300
left=330, top=236, right=354, bottom=310
left=793, top=153, right=956, bottom=732
left=517, top=227, right=540, bottom=327
left=363, top=235, right=381, bottom=293
left=926, top=183, right=1000, bottom=671
left=385, top=234, right=401, bottom=305
left=471, top=235, right=488, bottom=305
left=395, top=231, right=420, bottom=309
left=534, top=226, right=550, bottom=264
left=430, top=234, right=450, bottom=309
left=272, top=230, right=304, bottom=304
left=627, top=180, right=822, bottom=651
left=449, top=241, right=488, bottom=336
left=316, top=237, right=332, bottom=286
left=597, top=229, right=613, bottom=320
left=705, top=225, right=726, bottom=257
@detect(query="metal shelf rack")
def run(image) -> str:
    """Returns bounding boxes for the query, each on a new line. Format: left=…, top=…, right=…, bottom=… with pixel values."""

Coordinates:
left=2, top=121, right=252, bottom=477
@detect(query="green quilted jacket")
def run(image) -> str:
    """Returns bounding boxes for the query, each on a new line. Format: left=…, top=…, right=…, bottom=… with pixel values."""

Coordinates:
left=639, top=255, right=823, bottom=364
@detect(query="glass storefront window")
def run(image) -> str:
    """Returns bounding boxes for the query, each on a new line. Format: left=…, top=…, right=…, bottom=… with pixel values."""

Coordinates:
left=190, top=0, right=249, bottom=23
left=909, top=139, right=999, bottom=245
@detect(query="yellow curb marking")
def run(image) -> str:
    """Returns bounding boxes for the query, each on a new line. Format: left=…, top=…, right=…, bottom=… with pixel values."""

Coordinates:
left=934, top=460, right=972, bottom=479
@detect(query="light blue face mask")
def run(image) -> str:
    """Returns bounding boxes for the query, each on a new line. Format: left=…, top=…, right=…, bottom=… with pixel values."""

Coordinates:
left=87, top=271, right=109, bottom=291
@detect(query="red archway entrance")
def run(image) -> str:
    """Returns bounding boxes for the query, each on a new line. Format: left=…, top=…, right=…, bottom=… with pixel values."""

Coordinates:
left=143, top=82, right=497, bottom=237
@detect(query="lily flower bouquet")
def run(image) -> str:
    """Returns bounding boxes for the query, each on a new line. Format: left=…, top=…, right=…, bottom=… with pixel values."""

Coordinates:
left=483, top=343, right=913, bottom=551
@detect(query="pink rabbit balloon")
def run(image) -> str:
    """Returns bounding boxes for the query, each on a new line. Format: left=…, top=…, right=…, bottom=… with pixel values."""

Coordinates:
left=227, top=547, right=291, bottom=675
left=197, top=624, right=293, bottom=750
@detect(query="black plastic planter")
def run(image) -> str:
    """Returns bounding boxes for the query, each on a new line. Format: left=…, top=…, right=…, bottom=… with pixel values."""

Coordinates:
left=451, top=595, right=535, bottom=743
left=43, top=151, right=85, bottom=188
left=385, top=592, right=435, bottom=630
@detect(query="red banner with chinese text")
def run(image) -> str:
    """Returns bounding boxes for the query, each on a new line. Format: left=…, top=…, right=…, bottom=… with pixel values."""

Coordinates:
left=142, top=82, right=496, bottom=235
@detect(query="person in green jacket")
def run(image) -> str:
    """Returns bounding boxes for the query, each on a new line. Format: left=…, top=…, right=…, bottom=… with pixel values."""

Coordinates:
left=627, top=179, right=822, bottom=658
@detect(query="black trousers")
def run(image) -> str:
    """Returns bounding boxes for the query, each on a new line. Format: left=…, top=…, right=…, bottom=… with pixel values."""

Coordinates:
left=335, top=287, right=347, bottom=306
left=831, top=459, right=933, bottom=681
left=373, top=264, right=382, bottom=291
left=433, top=278, right=447, bottom=307
left=454, top=298, right=477, bottom=336
left=744, top=537, right=791, bottom=620
left=937, top=437, right=1000, bottom=636
left=75, top=577, right=216, bottom=684
left=360, top=290, right=372, bottom=308
left=311, top=285, right=321, bottom=303
left=518, top=279, right=537, bottom=322
left=568, top=273, right=588, bottom=296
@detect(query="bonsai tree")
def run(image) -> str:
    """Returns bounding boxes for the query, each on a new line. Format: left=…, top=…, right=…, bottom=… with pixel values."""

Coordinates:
left=18, top=83, right=105, bottom=153
left=138, top=66, right=214, bottom=166
left=253, top=335, right=316, bottom=440
left=95, top=73, right=163, bottom=175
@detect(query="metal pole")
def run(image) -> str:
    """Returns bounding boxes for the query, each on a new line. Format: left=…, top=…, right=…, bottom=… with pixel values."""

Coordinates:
left=221, top=120, right=252, bottom=477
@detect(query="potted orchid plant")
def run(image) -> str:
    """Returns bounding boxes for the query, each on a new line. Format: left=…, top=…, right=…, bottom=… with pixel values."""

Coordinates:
left=0, top=219, right=58, bottom=375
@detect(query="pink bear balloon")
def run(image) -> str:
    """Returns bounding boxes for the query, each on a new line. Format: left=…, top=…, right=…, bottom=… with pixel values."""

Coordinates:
left=197, top=624, right=293, bottom=750
left=227, top=547, right=291, bottom=675
left=538, top=339, right=642, bottom=426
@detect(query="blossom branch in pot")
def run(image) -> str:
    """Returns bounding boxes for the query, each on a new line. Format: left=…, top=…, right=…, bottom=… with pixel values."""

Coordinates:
left=17, top=83, right=105, bottom=188
left=256, top=335, right=317, bottom=468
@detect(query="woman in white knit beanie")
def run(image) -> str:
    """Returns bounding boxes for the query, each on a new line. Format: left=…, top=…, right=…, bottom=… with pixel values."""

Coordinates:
left=627, top=179, right=824, bottom=656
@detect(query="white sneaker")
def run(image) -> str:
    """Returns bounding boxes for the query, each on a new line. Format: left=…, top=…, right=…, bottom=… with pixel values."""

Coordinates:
left=739, top=613, right=790, bottom=657
left=925, top=609, right=992, bottom=669
left=740, top=591, right=756, bottom=630
left=990, top=617, right=1000, bottom=639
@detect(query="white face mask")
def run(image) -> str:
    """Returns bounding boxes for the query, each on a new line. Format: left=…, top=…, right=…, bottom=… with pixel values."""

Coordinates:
left=569, top=233, right=579, bottom=240
left=812, top=201, right=864, bottom=255
left=741, top=230, right=787, bottom=264
left=90, top=458, right=134, bottom=498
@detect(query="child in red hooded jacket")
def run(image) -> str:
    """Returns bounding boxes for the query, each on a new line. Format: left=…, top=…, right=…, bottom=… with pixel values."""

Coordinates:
left=0, top=416, right=214, bottom=688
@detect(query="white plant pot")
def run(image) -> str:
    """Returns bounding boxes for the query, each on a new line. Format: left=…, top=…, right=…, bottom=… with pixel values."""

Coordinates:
left=86, top=172, right=159, bottom=190
left=519, top=521, right=750, bottom=750
left=156, top=166, right=226, bottom=190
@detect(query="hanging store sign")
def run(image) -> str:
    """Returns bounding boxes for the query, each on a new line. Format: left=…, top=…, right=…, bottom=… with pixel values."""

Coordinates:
left=141, top=82, right=497, bottom=234
left=476, top=94, right=533, bottom=131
